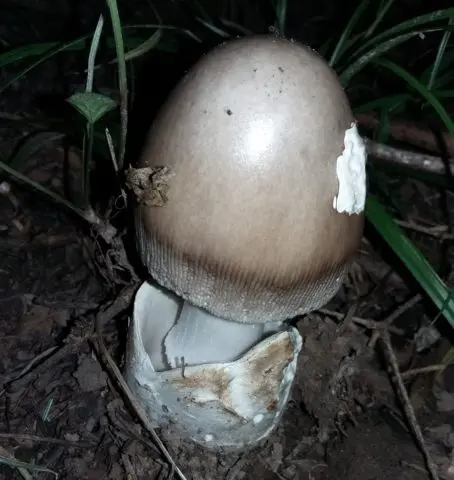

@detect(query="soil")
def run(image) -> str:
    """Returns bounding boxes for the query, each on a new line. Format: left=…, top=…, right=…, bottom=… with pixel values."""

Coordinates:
left=2, top=2, right=454, bottom=479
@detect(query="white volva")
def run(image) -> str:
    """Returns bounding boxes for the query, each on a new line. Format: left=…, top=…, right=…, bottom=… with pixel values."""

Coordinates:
left=125, top=281, right=302, bottom=451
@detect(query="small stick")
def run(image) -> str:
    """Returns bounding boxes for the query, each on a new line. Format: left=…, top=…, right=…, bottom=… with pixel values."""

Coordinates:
left=1, top=346, right=58, bottom=385
left=401, top=364, right=447, bottom=379
left=318, top=308, right=405, bottom=336
left=400, top=461, right=450, bottom=480
left=0, top=432, right=94, bottom=448
left=380, top=332, right=439, bottom=480
left=369, top=294, right=422, bottom=348
left=93, top=285, right=186, bottom=480
left=335, top=303, right=357, bottom=335
left=395, top=220, right=453, bottom=240
left=225, top=455, right=247, bottom=480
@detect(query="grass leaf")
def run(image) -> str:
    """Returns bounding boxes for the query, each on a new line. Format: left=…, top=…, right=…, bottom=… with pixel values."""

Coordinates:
left=373, top=58, right=454, bottom=134
left=366, top=195, right=454, bottom=328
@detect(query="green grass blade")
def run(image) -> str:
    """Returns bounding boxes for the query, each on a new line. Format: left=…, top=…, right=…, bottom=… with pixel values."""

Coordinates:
left=0, top=455, right=58, bottom=478
left=7, top=131, right=64, bottom=171
left=427, top=18, right=453, bottom=90
left=0, top=159, right=88, bottom=219
left=122, top=24, right=202, bottom=43
left=219, top=18, right=254, bottom=36
left=421, top=48, right=454, bottom=84
left=366, top=195, right=454, bottom=328
left=0, top=42, right=59, bottom=67
left=329, top=0, right=371, bottom=67
left=86, top=14, right=104, bottom=93
left=373, top=58, right=454, bottom=134
left=353, top=94, right=411, bottom=114
left=433, top=69, right=454, bottom=89
left=191, top=0, right=213, bottom=23
left=355, top=8, right=454, bottom=57
left=273, top=0, right=288, bottom=36
left=0, top=36, right=91, bottom=95
left=195, top=16, right=230, bottom=38
left=364, top=0, right=395, bottom=39
left=436, top=89, right=454, bottom=99
left=340, top=29, right=442, bottom=85
left=122, top=29, right=162, bottom=62
left=106, top=0, right=128, bottom=169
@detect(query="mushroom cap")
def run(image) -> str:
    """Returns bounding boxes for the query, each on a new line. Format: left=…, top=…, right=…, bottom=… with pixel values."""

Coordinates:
left=134, top=35, right=366, bottom=324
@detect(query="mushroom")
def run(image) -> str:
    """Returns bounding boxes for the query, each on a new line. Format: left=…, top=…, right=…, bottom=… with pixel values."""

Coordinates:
left=124, top=35, right=367, bottom=451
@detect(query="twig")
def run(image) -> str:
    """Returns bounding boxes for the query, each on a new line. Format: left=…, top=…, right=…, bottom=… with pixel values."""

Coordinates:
left=401, top=364, right=447, bottom=379
left=400, top=461, right=431, bottom=476
left=121, top=453, right=138, bottom=479
left=334, top=303, right=357, bottom=335
left=380, top=332, right=439, bottom=480
left=93, top=284, right=186, bottom=480
left=369, top=294, right=422, bottom=348
left=1, top=346, right=58, bottom=386
left=395, top=220, right=454, bottom=240
left=225, top=455, right=247, bottom=480
left=364, top=138, right=453, bottom=175
left=400, top=461, right=450, bottom=480
left=357, top=113, right=454, bottom=157
left=318, top=308, right=405, bottom=336
left=1, top=312, right=94, bottom=396
left=0, top=432, right=94, bottom=448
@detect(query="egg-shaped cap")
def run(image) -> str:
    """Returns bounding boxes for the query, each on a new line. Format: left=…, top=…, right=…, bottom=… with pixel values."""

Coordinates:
left=133, top=35, right=366, bottom=324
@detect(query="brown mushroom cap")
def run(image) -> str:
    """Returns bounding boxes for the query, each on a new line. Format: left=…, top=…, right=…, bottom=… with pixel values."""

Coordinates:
left=134, top=35, right=365, bottom=324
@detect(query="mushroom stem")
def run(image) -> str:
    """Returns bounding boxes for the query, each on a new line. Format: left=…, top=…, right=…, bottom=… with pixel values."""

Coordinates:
left=164, top=300, right=283, bottom=369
